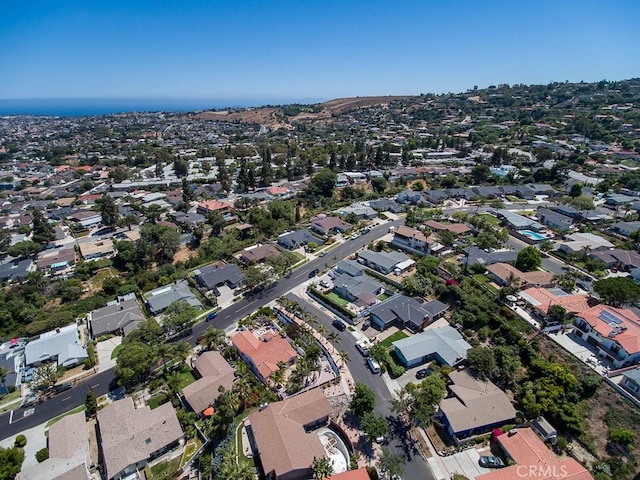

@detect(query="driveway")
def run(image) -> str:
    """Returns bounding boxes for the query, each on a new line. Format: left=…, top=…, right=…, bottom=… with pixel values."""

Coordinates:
left=216, top=285, right=236, bottom=310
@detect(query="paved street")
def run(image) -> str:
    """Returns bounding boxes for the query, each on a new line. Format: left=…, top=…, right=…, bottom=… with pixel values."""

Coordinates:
left=286, top=293, right=436, bottom=480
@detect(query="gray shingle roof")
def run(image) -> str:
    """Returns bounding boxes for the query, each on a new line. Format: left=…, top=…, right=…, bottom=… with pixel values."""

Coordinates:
left=277, top=229, right=322, bottom=249
left=358, top=250, right=409, bottom=272
left=144, top=280, right=202, bottom=315
left=393, top=325, right=471, bottom=366
left=368, top=294, right=428, bottom=328
left=89, top=295, right=145, bottom=337
left=24, top=324, right=88, bottom=367
left=195, top=263, right=245, bottom=290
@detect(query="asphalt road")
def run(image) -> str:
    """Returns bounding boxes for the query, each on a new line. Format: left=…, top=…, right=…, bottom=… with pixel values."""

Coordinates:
left=0, top=218, right=404, bottom=441
left=286, top=293, right=435, bottom=480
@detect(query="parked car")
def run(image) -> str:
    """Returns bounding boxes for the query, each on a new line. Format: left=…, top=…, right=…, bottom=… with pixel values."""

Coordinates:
left=367, top=357, right=381, bottom=374
left=332, top=319, right=347, bottom=331
left=308, top=269, right=319, bottom=278
left=320, top=280, right=331, bottom=288
left=355, top=340, right=370, bottom=357
left=361, top=319, right=371, bottom=330
left=205, top=312, right=217, bottom=322
left=479, top=456, right=506, bottom=468
left=415, top=368, right=432, bottom=379
left=54, top=382, right=72, bottom=394
left=362, top=227, right=371, bottom=234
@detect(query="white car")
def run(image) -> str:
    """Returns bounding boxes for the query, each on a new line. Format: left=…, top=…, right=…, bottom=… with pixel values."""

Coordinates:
left=320, top=280, right=331, bottom=288
left=355, top=340, right=371, bottom=357
left=367, top=357, right=381, bottom=374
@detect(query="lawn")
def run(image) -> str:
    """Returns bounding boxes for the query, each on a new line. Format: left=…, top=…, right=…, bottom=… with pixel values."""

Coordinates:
left=472, top=274, right=499, bottom=294
left=147, top=456, right=182, bottom=480
left=379, top=331, right=408, bottom=348
left=176, top=369, right=196, bottom=389
left=110, top=343, right=124, bottom=359
left=326, top=291, right=349, bottom=307
left=181, top=437, right=203, bottom=468
left=47, top=405, right=86, bottom=427
left=147, top=392, right=169, bottom=410
left=378, top=293, right=391, bottom=301
left=476, top=214, right=500, bottom=226
left=0, top=389, right=22, bottom=413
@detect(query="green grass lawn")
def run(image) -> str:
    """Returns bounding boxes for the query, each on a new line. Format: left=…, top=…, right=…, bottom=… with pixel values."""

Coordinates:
left=326, top=291, right=349, bottom=307
left=0, top=390, right=22, bottom=413
left=176, top=369, right=196, bottom=389
left=147, top=456, right=182, bottom=480
left=378, top=293, right=391, bottom=301
left=472, top=274, right=499, bottom=293
left=47, top=405, right=86, bottom=427
left=181, top=438, right=203, bottom=468
left=476, top=214, right=500, bottom=225
left=110, top=343, right=124, bottom=359
left=147, top=392, right=169, bottom=410
left=379, top=331, right=408, bottom=348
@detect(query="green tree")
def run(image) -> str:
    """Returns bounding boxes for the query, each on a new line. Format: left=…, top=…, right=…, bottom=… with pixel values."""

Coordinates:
left=115, top=341, right=156, bottom=387
left=568, top=195, right=595, bottom=211
left=200, top=327, right=227, bottom=350
left=594, top=277, right=640, bottom=307
left=377, top=446, right=404, bottom=480
left=360, top=412, right=389, bottom=442
left=305, top=169, right=337, bottom=199
left=411, top=181, right=425, bottom=191
left=609, top=427, right=637, bottom=448
left=85, top=389, right=98, bottom=416
left=31, top=363, right=63, bottom=392
left=0, top=229, right=10, bottom=253
left=312, top=456, right=334, bottom=480
left=174, top=158, right=188, bottom=177
left=163, top=300, right=198, bottom=334
left=371, top=176, right=387, bottom=194
left=0, top=446, right=24, bottom=480
left=207, top=211, right=226, bottom=237
left=7, top=240, right=42, bottom=257
left=350, top=382, right=376, bottom=418
left=516, top=246, right=542, bottom=272
left=97, top=194, right=119, bottom=227
left=466, top=347, right=496, bottom=380
left=32, top=209, right=55, bottom=245
left=569, top=183, right=583, bottom=198
left=547, top=305, right=568, bottom=325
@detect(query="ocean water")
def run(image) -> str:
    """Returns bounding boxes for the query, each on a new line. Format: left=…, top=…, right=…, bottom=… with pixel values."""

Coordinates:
left=0, top=97, right=324, bottom=117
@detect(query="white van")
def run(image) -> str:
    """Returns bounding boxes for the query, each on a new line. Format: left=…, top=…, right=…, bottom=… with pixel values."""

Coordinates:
left=355, top=340, right=371, bottom=357
left=367, top=357, right=381, bottom=374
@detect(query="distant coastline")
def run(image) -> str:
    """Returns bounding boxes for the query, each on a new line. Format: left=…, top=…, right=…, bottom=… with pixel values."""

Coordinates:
left=0, top=97, right=325, bottom=117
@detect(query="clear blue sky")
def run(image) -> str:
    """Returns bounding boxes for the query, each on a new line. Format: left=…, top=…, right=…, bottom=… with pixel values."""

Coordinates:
left=1, top=0, right=638, bottom=103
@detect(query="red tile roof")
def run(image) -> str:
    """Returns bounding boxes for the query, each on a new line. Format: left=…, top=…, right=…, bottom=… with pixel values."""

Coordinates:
left=578, top=304, right=640, bottom=355
left=232, top=329, right=298, bottom=379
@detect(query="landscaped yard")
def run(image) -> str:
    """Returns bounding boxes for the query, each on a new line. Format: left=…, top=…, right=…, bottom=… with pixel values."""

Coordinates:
left=176, top=369, right=196, bottom=389
left=181, top=437, right=203, bottom=468
left=147, top=392, right=169, bottom=410
left=47, top=405, right=86, bottom=427
left=378, top=293, right=391, bottom=301
left=379, top=331, right=409, bottom=348
left=111, top=343, right=124, bottom=359
left=146, top=456, right=182, bottom=480
left=326, top=291, right=349, bottom=307
left=476, top=213, right=500, bottom=226
left=472, top=274, right=499, bottom=293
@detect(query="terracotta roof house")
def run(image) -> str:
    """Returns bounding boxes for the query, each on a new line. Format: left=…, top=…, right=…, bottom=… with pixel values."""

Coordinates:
left=196, top=200, right=233, bottom=216
left=438, top=370, right=517, bottom=445
left=573, top=304, right=640, bottom=368
left=310, top=216, right=353, bottom=236
left=97, top=397, right=183, bottom=480
left=16, top=411, right=90, bottom=480
left=248, top=388, right=333, bottom=480
left=328, top=470, right=371, bottom=480
left=88, top=293, right=146, bottom=338
left=182, top=351, right=236, bottom=415
left=239, top=244, right=281, bottom=265
left=476, top=428, right=593, bottom=480
left=519, top=287, right=590, bottom=318
left=232, top=329, right=298, bottom=383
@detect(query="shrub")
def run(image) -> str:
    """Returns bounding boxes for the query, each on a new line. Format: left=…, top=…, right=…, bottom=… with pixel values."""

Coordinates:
left=35, top=448, right=49, bottom=463
left=14, top=434, right=26, bottom=448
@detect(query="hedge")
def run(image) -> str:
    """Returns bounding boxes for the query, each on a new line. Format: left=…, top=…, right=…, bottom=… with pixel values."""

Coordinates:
left=307, top=285, right=356, bottom=319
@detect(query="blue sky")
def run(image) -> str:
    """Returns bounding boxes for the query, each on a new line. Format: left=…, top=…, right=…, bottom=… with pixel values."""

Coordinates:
left=1, top=0, right=638, bottom=103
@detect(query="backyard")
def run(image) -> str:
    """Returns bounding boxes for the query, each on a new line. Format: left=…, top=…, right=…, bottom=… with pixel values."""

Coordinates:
left=326, top=291, right=349, bottom=307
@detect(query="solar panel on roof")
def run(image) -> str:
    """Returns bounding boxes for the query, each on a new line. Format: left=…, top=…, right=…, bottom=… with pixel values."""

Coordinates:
left=548, top=288, right=569, bottom=297
left=599, top=309, right=623, bottom=325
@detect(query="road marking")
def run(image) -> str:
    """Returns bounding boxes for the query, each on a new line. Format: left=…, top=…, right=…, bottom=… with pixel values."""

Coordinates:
left=23, top=408, right=35, bottom=417
left=62, top=396, right=71, bottom=402
left=9, top=409, right=13, bottom=424
left=92, top=384, right=100, bottom=389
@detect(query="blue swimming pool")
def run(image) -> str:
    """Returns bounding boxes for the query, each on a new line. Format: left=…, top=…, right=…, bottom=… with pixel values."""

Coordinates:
left=521, top=229, right=545, bottom=241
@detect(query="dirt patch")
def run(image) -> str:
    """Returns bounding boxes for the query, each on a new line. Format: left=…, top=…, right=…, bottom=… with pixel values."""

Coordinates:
left=173, top=245, right=198, bottom=263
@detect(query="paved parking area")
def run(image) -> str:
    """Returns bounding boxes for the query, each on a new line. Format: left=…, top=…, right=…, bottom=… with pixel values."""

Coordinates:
left=216, top=285, right=236, bottom=310
left=426, top=442, right=495, bottom=480
left=549, top=330, right=612, bottom=375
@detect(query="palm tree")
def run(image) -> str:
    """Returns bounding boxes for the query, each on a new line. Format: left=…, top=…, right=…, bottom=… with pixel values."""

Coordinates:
left=201, top=327, right=226, bottom=350
left=271, top=361, right=286, bottom=388
left=26, top=270, right=47, bottom=292
left=233, top=377, right=253, bottom=411
left=338, top=350, right=350, bottom=367
left=317, top=324, right=327, bottom=336
left=165, top=370, right=181, bottom=396
left=327, top=332, right=340, bottom=344
left=172, top=340, right=192, bottom=362
left=155, top=343, right=173, bottom=372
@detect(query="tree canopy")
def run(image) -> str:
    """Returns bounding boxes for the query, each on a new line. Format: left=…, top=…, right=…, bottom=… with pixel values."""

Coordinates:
left=350, top=382, right=376, bottom=418
left=593, top=277, right=640, bottom=307
left=516, top=246, right=542, bottom=272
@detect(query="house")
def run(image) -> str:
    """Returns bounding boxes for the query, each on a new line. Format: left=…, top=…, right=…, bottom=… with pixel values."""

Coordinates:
left=526, top=184, right=557, bottom=197
left=248, top=388, right=333, bottom=480
left=239, top=244, right=281, bottom=265
left=309, top=216, right=353, bottom=236
left=0, top=256, right=34, bottom=283
left=97, top=397, right=183, bottom=480
left=144, top=279, right=202, bottom=316
left=558, top=232, right=614, bottom=255
left=519, top=287, right=591, bottom=318
left=438, top=369, right=517, bottom=445
left=16, top=411, right=90, bottom=480
left=182, top=351, right=236, bottom=415
left=267, top=186, right=291, bottom=198
left=36, top=247, right=77, bottom=274
left=495, top=209, right=544, bottom=232
left=486, top=263, right=555, bottom=289
left=88, top=293, right=146, bottom=338
left=358, top=250, right=411, bottom=275
left=621, top=368, right=640, bottom=400
left=328, top=469, right=371, bottom=480
left=335, top=259, right=365, bottom=277
left=368, top=294, right=447, bottom=332
left=195, top=263, right=245, bottom=292
left=537, top=208, right=573, bottom=232
left=277, top=229, right=323, bottom=250
left=590, top=249, right=640, bottom=271
left=335, top=203, right=377, bottom=219
left=472, top=186, right=502, bottom=198
left=393, top=325, right=471, bottom=367
left=368, top=198, right=405, bottom=213
left=171, top=211, right=206, bottom=225
left=423, top=190, right=449, bottom=204
left=476, top=428, right=594, bottom=480
left=396, top=190, right=425, bottom=205
left=573, top=305, right=640, bottom=368
left=24, top=324, right=88, bottom=368
left=232, top=328, right=298, bottom=383
left=551, top=203, right=582, bottom=219
left=611, top=221, right=640, bottom=238
left=196, top=199, right=233, bottom=216
left=77, top=238, right=115, bottom=260
left=68, top=210, right=102, bottom=228
left=462, top=246, right=518, bottom=267
left=606, top=193, right=636, bottom=207
left=390, top=225, right=433, bottom=255
left=332, top=273, right=385, bottom=306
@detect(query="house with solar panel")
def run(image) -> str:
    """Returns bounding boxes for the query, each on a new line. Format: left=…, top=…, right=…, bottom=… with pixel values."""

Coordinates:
left=572, top=304, right=640, bottom=368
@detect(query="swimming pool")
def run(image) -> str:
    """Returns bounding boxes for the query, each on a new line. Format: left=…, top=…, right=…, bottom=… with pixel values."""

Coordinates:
left=520, top=229, right=546, bottom=241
